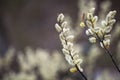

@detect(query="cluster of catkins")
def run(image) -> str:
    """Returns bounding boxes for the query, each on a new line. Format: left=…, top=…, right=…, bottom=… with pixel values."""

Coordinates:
left=55, top=8, right=117, bottom=76
left=55, top=13, right=83, bottom=72
left=81, top=8, right=116, bottom=49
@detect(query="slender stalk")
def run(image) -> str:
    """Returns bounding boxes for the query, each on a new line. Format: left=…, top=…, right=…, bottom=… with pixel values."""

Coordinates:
left=96, top=34, right=120, bottom=73
left=102, top=41, right=120, bottom=73
left=75, top=65, right=87, bottom=80
left=89, top=19, right=120, bottom=73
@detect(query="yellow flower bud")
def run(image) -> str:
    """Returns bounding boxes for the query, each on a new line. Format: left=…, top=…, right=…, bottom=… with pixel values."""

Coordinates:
left=92, top=16, right=98, bottom=24
left=80, top=22, right=85, bottom=28
left=70, top=67, right=78, bottom=73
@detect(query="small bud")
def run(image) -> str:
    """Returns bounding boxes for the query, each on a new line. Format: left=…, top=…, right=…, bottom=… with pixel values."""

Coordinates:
left=70, top=67, right=78, bottom=73
left=94, top=28, right=104, bottom=38
left=109, top=10, right=116, bottom=19
left=66, top=35, right=74, bottom=42
left=57, top=13, right=64, bottom=22
left=101, top=20, right=107, bottom=27
left=104, top=26, right=112, bottom=33
left=86, top=30, right=89, bottom=36
left=66, top=42, right=73, bottom=50
left=100, top=42, right=104, bottom=48
left=87, top=13, right=93, bottom=20
left=55, top=23, right=62, bottom=32
left=73, top=54, right=79, bottom=60
left=63, top=28, right=69, bottom=33
left=71, top=50, right=77, bottom=57
left=78, top=66, right=83, bottom=72
left=89, top=37, right=96, bottom=43
left=86, top=20, right=92, bottom=27
left=100, top=40, right=110, bottom=49
left=59, top=32, right=65, bottom=40
left=103, top=39, right=110, bottom=49
left=65, top=54, right=74, bottom=65
left=61, top=40, right=66, bottom=45
left=104, top=34, right=111, bottom=40
left=92, top=16, right=98, bottom=24
left=86, top=29, right=94, bottom=36
left=80, top=22, right=85, bottom=28
left=62, top=48, right=69, bottom=55
left=73, top=59, right=82, bottom=65
left=108, top=19, right=116, bottom=27
left=61, top=21, right=67, bottom=28
left=106, top=10, right=116, bottom=22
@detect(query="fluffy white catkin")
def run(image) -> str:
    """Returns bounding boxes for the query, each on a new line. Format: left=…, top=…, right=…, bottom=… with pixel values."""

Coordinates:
left=55, top=13, right=83, bottom=72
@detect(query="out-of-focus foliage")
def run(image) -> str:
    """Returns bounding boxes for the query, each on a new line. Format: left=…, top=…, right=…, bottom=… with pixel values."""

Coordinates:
left=0, top=0, right=120, bottom=80
left=1, top=48, right=69, bottom=80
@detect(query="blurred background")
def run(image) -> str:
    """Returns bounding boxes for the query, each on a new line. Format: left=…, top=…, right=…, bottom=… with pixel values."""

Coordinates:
left=0, top=0, right=120, bottom=80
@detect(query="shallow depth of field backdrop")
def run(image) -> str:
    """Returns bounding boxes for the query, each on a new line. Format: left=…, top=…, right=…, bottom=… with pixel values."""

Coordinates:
left=0, top=0, right=120, bottom=80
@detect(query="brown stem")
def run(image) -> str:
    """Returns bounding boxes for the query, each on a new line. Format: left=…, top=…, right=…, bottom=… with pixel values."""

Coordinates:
left=96, top=34, right=120, bottom=73
left=75, top=65, right=87, bottom=80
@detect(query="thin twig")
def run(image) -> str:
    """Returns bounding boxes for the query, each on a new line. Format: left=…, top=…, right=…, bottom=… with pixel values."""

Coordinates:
left=96, top=34, right=120, bottom=73
left=75, top=65, right=87, bottom=80
left=89, top=18, right=120, bottom=73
